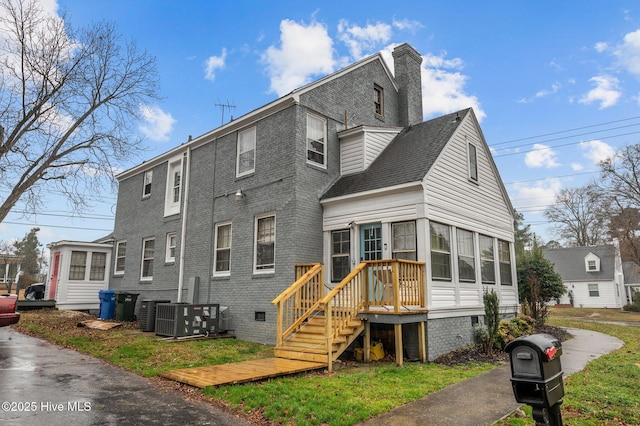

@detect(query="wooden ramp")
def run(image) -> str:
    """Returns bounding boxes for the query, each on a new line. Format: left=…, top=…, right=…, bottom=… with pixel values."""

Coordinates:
left=159, top=357, right=326, bottom=388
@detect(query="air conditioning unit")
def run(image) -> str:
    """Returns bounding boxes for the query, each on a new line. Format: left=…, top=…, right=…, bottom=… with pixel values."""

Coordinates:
left=155, top=303, right=227, bottom=338
left=139, top=299, right=171, bottom=332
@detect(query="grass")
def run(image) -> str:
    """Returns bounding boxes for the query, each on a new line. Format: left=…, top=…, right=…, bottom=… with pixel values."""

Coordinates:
left=497, top=307, right=640, bottom=426
left=12, top=308, right=640, bottom=425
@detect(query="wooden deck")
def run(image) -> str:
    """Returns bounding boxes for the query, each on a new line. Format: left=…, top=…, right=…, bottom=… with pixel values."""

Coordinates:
left=159, top=357, right=326, bottom=388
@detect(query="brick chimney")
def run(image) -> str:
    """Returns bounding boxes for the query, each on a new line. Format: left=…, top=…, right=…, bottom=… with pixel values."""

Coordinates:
left=393, top=43, right=423, bottom=127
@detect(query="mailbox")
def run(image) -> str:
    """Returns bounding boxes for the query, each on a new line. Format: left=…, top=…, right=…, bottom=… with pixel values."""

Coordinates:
left=505, top=333, right=564, bottom=425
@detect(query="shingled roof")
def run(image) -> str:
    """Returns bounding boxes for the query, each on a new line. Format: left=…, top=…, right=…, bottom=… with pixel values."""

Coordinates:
left=542, top=245, right=616, bottom=281
left=321, top=108, right=470, bottom=200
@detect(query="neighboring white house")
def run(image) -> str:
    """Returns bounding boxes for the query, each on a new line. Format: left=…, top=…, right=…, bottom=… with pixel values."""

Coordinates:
left=622, top=261, right=640, bottom=305
left=46, top=241, right=112, bottom=310
left=543, top=245, right=626, bottom=309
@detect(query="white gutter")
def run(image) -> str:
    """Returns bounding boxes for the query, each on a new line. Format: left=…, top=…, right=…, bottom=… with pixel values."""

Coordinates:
left=176, top=147, right=191, bottom=303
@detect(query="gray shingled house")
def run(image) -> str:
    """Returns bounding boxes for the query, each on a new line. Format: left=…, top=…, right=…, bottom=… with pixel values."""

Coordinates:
left=109, top=43, right=518, bottom=362
left=622, top=261, right=640, bottom=305
left=543, top=245, right=626, bottom=309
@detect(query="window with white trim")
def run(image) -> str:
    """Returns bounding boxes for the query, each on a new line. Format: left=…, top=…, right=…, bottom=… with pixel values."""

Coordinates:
left=141, top=237, right=155, bottom=281
left=430, top=222, right=451, bottom=280
left=255, top=214, right=275, bottom=272
left=306, top=113, right=326, bottom=167
left=165, top=232, right=176, bottom=263
left=164, top=158, right=182, bottom=216
left=392, top=221, right=416, bottom=260
left=331, top=230, right=350, bottom=282
left=585, top=253, right=600, bottom=272
left=114, top=240, right=126, bottom=275
left=498, top=240, right=513, bottom=285
left=236, top=127, right=256, bottom=177
left=588, top=283, right=600, bottom=297
left=468, top=142, right=478, bottom=182
left=457, top=228, right=475, bottom=282
left=214, top=223, right=232, bottom=275
left=143, top=170, right=153, bottom=198
left=479, top=235, right=495, bottom=284
left=90, top=252, right=107, bottom=281
left=69, top=251, right=87, bottom=280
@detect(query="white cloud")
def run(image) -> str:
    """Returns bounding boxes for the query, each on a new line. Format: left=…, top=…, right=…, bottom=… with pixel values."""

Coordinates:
left=262, top=19, right=335, bottom=96
left=594, top=42, right=608, bottom=53
left=571, top=163, right=584, bottom=171
left=511, top=178, right=562, bottom=212
left=392, top=18, right=423, bottom=32
left=204, top=48, right=227, bottom=81
left=579, top=139, right=615, bottom=164
left=138, top=105, right=176, bottom=142
left=535, top=83, right=561, bottom=98
left=418, top=51, right=486, bottom=121
left=338, top=20, right=392, bottom=59
left=579, top=75, right=621, bottom=109
left=613, top=29, right=640, bottom=77
left=525, top=144, right=560, bottom=168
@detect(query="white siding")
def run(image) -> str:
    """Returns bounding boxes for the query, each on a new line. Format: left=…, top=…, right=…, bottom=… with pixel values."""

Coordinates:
left=339, top=127, right=402, bottom=175
left=340, top=134, right=364, bottom=175
left=363, top=130, right=399, bottom=169
left=564, top=280, right=622, bottom=308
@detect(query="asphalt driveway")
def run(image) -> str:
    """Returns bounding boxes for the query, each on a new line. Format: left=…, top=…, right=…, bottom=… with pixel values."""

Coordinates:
left=0, top=327, right=249, bottom=426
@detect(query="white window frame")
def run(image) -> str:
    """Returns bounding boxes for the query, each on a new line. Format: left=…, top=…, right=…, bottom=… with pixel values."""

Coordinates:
left=236, top=127, right=256, bottom=177
left=331, top=229, right=350, bottom=282
left=585, top=253, right=600, bottom=272
left=114, top=240, right=126, bottom=275
left=89, top=252, right=107, bottom=281
left=213, top=222, right=232, bottom=276
left=498, top=240, right=513, bottom=285
left=165, top=232, right=177, bottom=263
left=306, top=113, right=327, bottom=168
left=164, top=156, right=183, bottom=217
left=588, top=283, right=600, bottom=297
left=468, top=141, right=478, bottom=183
left=69, top=251, right=87, bottom=281
left=430, top=221, right=452, bottom=281
left=254, top=214, right=276, bottom=274
left=392, top=221, right=417, bottom=261
left=479, top=235, right=495, bottom=284
left=457, top=228, right=476, bottom=283
left=143, top=170, right=153, bottom=198
left=141, top=237, right=155, bottom=281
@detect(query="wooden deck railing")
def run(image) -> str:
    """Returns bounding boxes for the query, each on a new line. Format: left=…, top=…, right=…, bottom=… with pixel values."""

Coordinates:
left=362, top=259, right=425, bottom=312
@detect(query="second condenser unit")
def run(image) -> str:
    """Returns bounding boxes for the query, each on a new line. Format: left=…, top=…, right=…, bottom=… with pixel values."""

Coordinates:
left=155, top=303, right=230, bottom=338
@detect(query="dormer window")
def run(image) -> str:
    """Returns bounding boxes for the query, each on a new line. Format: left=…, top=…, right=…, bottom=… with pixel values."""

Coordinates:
left=585, top=253, right=600, bottom=272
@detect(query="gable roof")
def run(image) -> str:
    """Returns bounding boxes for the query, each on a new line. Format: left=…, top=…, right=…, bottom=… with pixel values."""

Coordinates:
left=321, top=108, right=469, bottom=200
left=542, top=245, right=616, bottom=281
left=623, top=261, right=640, bottom=285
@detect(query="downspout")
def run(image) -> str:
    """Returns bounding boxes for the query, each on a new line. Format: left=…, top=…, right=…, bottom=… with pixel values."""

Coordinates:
left=176, top=147, right=191, bottom=303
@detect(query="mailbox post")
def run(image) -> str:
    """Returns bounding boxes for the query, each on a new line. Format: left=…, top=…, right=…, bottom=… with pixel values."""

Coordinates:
left=505, top=333, right=564, bottom=426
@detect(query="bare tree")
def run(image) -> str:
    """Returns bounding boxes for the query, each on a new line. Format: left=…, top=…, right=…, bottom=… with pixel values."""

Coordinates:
left=0, top=0, right=159, bottom=223
left=543, top=183, right=608, bottom=246
left=600, top=144, right=640, bottom=265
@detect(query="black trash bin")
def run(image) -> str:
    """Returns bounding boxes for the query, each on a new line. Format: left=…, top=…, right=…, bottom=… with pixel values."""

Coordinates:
left=505, top=333, right=564, bottom=425
left=114, top=292, right=139, bottom=321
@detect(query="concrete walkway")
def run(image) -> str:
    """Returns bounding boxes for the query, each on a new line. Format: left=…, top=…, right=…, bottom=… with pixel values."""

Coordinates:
left=358, top=328, right=623, bottom=426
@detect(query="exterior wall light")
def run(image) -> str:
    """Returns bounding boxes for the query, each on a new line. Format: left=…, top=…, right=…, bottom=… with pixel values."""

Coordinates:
left=235, top=190, right=244, bottom=201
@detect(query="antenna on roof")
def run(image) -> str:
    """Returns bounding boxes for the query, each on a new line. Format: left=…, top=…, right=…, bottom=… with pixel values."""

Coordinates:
left=215, top=99, right=236, bottom=126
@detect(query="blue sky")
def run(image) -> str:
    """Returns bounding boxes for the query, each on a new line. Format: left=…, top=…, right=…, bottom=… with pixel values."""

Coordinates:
left=2, top=0, right=640, bottom=252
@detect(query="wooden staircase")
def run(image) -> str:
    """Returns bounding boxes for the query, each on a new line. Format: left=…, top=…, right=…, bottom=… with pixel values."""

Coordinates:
left=272, top=260, right=425, bottom=372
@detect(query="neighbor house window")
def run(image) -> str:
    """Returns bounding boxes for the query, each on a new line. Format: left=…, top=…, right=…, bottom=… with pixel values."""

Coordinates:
left=306, top=113, right=326, bottom=167
left=214, top=223, right=232, bottom=275
left=90, top=252, right=107, bottom=281
left=114, top=240, right=126, bottom=275
left=165, top=232, right=177, bottom=263
left=164, top=157, right=182, bottom=216
left=457, top=229, right=475, bottom=282
left=69, top=251, right=87, bottom=280
left=430, top=222, right=451, bottom=280
left=141, top=237, right=155, bottom=281
left=588, top=283, right=600, bottom=297
left=468, top=142, right=478, bottom=182
left=374, top=84, right=384, bottom=117
left=498, top=240, right=512, bottom=285
left=479, top=235, right=495, bottom=284
left=143, top=170, right=153, bottom=198
left=585, top=253, right=600, bottom=272
left=236, top=127, right=256, bottom=177
left=255, top=214, right=275, bottom=272
left=331, top=230, right=350, bottom=282
left=392, top=221, right=416, bottom=260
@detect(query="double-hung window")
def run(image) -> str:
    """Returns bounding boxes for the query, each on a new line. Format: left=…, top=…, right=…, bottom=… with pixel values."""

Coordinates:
left=374, top=84, right=384, bottom=117
left=588, top=283, right=599, bottom=297
left=69, top=251, right=87, bottom=280
left=430, top=222, right=451, bottom=280
left=141, top=237, right=155, bottom=281
left=479, top=235, right=495, bottom=284
left=164, top=157, right=182, bottom=216
left=331, top=230, right=350, bottom=282
left=255, top=215, right=275, bottom=272
left=468, top=142, right=478, bottom=182
left=90, top=253, right=106, bottom=281
left=166, top=232, right=176, bottom=263
left=306, top=113, right=326, bottom=167
left=114, top=240, right=126, bottom=275
left=392, top=221, right=416, bottom=260
left=143, top=170, right=153, bottom=198
left=237, top=127, right=256, bottom=177
left=457, top=229, right=475, bottom=282
left=214, top=223, right=232, bottom=275
left=498, top=240, right=513, bottom=285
